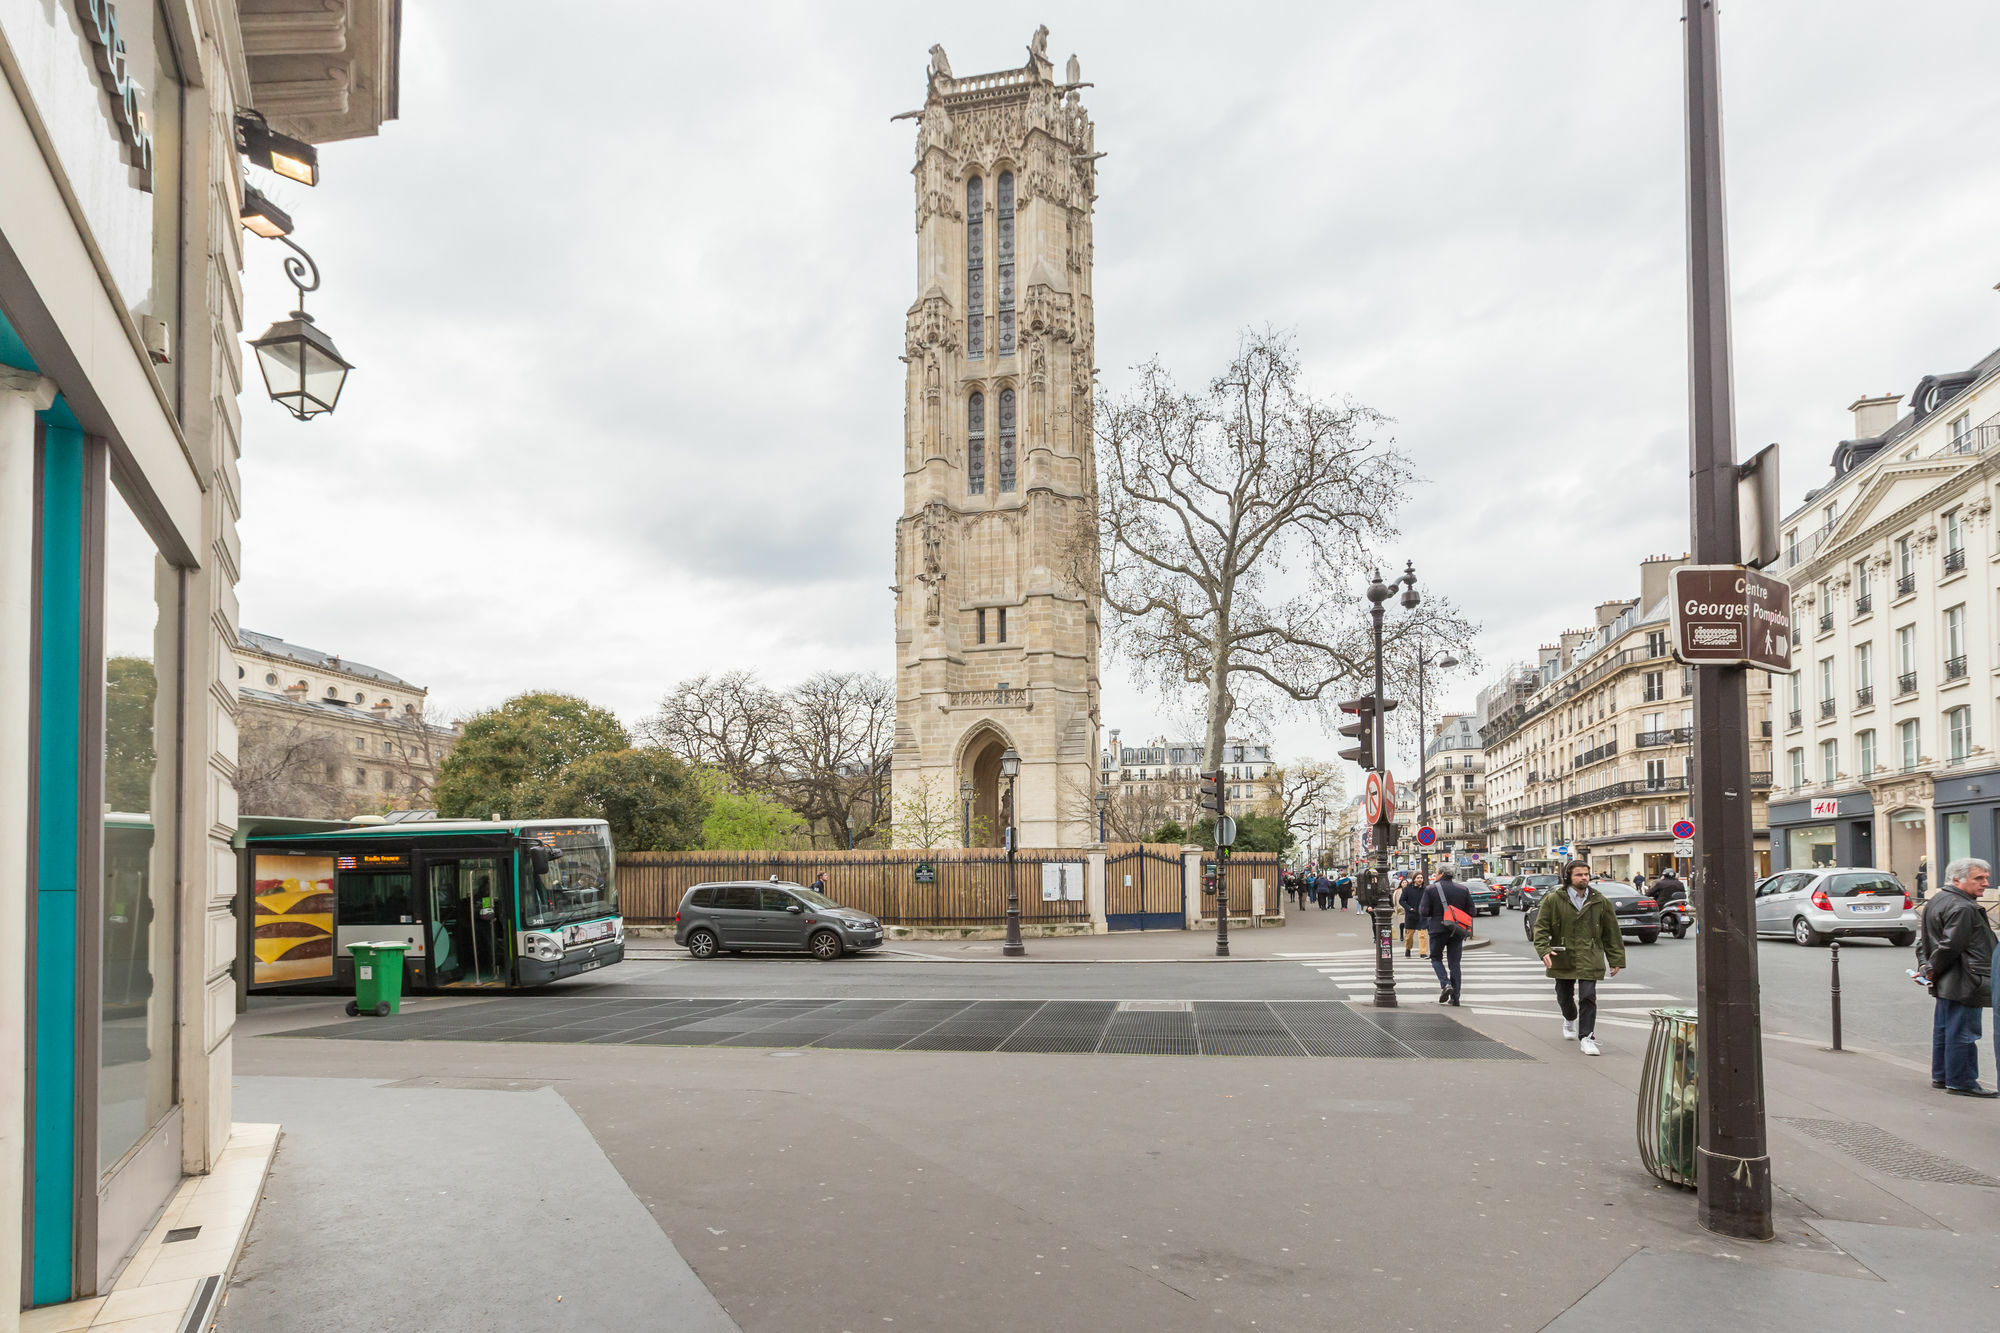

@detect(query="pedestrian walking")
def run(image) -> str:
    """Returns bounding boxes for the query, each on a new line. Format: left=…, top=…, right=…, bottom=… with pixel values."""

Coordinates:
left=1335, top=873, right=1352, bottom=911
left=1422, top=867, right=1475, bottom=1005
left=1316, top=872, right=1332, bottom=911
left=1399, top=874, right=1428, bottom=957
left=810, top=872, right=828, bottom=895
left=1531, top=860, right=1625, bottom=1056
left=1632, top=872, right=1645, bottom=890
left=1916, top=856, right=1997, bottom=1097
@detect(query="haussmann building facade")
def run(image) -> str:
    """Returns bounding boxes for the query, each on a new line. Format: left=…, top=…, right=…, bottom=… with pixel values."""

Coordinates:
left=2, top=0, right=399, bottom=1314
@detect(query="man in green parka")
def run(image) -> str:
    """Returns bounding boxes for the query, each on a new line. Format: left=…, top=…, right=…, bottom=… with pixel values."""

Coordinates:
left=1531, top=859, right=1626, bottom=1056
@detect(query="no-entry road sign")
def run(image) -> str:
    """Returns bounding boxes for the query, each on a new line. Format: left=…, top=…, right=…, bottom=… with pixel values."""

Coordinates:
left=1671, top=565, right=1792, bottom=671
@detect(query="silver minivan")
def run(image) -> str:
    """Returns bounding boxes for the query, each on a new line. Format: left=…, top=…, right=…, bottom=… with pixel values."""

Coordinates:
left=1752, top=867, right=1915, bottom=947
left=674, top=880, right=883, bottom=960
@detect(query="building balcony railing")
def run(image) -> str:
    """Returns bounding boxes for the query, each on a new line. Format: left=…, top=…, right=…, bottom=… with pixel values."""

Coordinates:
left=1853, top=593, right=1871, bottom=617
left=1897, top=671, right=1917, bottom=696
left=1896, top=572, right=1917, bottom=597
left=1788, top=709, right=1802, bottom=729
left=1635, top=727, right=1692, bottom=748
left=1855, top=685, right=1873, bottom=709
left=1946, top=655, right=1968, bottom=681
left=1944, top=547, right=1966, bottom=574
left=1480, top=771, right=1773, bottom=833
left=1572, top=739, right=1618, bottom=770
left=1819, top=612, right=1833, bottom=634
left=1819, top=698, right=1836, bottom=719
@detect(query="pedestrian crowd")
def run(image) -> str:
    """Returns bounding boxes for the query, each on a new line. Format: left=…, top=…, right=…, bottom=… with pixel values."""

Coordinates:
left=1282, top=868, right=1361, bottom=912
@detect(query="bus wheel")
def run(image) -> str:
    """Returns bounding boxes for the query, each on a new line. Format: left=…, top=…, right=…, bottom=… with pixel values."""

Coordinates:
left=809, top=930, right=844, bottom=961
left=686, top=929, right=718, bottom=960
left=344, top=1001, right=360, bottom=1018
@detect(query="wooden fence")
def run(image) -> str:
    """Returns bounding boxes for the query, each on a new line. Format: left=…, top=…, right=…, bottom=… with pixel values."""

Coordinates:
left=1203, top=852, right=1283, bottom=918
left=618, top=847, right=1122, bottom=926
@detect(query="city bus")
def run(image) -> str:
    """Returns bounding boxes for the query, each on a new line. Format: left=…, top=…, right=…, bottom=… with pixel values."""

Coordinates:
left=241, top=817, right=623, bottom=994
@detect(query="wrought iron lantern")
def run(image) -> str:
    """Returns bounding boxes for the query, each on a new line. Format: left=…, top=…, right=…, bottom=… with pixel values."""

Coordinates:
left=248, top=237, right=352, bottom=420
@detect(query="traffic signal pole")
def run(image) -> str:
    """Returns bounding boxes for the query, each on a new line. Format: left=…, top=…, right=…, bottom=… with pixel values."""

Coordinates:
left=1366, top=572, right=1398, bottom=1008
left=1683, top=0, right=1772, bottom=1241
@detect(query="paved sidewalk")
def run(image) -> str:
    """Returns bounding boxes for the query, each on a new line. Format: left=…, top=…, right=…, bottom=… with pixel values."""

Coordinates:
left=223, top=957, right=2000, bottom=1332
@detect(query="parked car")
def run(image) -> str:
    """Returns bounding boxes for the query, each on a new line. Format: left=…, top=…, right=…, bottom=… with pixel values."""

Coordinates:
left=1751, top=867, right=1915, bottom=947
left=675, top=880, right=884, bottom=960
left=1523, top=879, right=1662, bottom=944
left=1462, top=877, right=1505, bottom=916
left=1508, top=874, right=1560, bottom=911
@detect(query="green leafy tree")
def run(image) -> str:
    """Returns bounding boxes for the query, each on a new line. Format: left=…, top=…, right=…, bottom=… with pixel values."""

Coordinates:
left=520, top=748, right=705, bottom=852
left=1148, top=820, right=1189, bottom=845
left=1187, top=813, right=1295, bottom=855
left=435, top=691, right=628, bottom=818
left=697, top=769, right=808, bottom=850
left=104, top=656, right=157, bottom=813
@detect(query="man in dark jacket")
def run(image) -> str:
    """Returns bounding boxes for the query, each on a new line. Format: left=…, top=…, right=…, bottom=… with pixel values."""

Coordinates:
left=1650, top=869, right=1687, bottom=906
left=1421, top=867, right=1476, bottom=1004
left=1917, top=857, right=1998, bottom=1097
left=1531, top=860, right=1626, bottom=1056
left=1399, top=875, right=1428, bottom=955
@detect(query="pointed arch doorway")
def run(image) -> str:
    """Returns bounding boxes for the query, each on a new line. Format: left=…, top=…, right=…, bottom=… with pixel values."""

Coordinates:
left=962, top=726, right=1014, bottom=848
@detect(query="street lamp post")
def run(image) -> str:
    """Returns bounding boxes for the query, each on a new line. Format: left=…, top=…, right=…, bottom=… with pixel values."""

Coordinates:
left=845, top=812, right=855, bottom=851
left=1414, top=649, right=1459, bottom=884
left=1096, top=786, right=1110, bottom=842
left=960, top=778, right=975, bottom=848
left=1000, top=748, right=1024, bottom=956
left=1682, top=0, right=1771, bottom=1240
left=1361, top=565, right=1423, bottom=1008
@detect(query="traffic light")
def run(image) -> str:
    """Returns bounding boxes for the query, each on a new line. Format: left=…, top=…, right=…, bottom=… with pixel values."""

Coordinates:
left=1337, top=697, right=1376, bottom=770
left=1198, top=770, right=1224, bottom=815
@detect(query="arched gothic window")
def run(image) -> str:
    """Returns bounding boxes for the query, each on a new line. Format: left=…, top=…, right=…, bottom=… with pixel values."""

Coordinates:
left=998, top=387, right=1017, bottom=492
left=967, top=392, right=986, bottom=494
left=966, top=176, right=984, bottom=359
left=996, top=171, right=1016, bottom=357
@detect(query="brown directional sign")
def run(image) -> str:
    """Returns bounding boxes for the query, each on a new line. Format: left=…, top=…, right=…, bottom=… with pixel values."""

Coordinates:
left=1670, top=565, right=1792, bottom=671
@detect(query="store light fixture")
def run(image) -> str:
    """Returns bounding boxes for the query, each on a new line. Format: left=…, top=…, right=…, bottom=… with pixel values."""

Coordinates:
left=235, top=109, right=319, bottom=187
left=246, top=237, right=352, bottom=420
left=239, top=184, right=294, bottom=239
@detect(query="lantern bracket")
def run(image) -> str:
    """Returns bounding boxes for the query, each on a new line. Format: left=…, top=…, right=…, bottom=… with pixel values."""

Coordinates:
left=275, top=235, right=322, bottom=318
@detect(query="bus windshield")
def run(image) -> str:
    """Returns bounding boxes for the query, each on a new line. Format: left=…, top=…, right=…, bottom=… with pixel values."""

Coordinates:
left=521, top=827, right=617, bottom=929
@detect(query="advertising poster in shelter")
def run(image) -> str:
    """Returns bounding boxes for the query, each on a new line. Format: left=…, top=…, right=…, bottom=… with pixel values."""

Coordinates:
left=254, top=855, right=336, bottom=983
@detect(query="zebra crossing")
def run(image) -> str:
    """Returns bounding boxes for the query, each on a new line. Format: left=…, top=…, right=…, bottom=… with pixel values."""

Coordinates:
left=1280, top=948, right=1687, bottom=1027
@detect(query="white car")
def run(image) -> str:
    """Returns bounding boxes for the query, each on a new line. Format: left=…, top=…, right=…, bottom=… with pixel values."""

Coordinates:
left=1752, top=867, right=1916, bottom=947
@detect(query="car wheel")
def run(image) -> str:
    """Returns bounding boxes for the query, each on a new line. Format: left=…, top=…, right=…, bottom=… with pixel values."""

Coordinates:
left=1792, top=918, right=1824, bottom=948
left=809, top=930, right=844, bottom=961
left=686, top=928, right=719, bottom=960
left=1522, top=911, right=1536, bottom=941
left=1891, top=929, right=1916, bottom=948
left=1636, top=931, right=1659, bottom=945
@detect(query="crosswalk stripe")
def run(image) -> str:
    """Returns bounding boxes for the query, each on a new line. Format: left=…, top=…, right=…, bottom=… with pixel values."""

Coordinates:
left=1300, top=958, right=1685, bottom=1009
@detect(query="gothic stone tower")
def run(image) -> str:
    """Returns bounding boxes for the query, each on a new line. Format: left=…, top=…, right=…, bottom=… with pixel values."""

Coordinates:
left=892, top=27, right=1102, bottom=848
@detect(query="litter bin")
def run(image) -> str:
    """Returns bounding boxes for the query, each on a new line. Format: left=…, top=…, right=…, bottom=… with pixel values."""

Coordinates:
left=1637, top=1006, right=1698, bottom=1188
left=346, top=942, right=409, bottom=1018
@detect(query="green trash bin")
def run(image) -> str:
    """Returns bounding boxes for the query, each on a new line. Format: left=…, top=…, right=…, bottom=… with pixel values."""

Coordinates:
left=346, top=941, right=409, bottom=1018
left=1637, top=1006, right=1698, bottom=1188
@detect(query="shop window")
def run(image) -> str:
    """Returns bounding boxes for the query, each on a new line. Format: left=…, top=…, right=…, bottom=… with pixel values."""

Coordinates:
left=100, top=480, right=179, bottom=1174
left=1786, top=825, right=1837, bottom=868
left=1945, top=811, right=1971, bottom=864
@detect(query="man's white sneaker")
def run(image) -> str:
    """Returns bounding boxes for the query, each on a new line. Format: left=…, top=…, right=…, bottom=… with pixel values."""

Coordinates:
left=1562, top=1020, right=1578, bottom=1040
left=1579, top=1036, right=1601, bottom=1056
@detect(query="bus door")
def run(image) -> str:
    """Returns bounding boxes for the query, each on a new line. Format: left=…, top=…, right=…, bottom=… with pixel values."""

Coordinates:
left=427, top=856, right=512, bottom=988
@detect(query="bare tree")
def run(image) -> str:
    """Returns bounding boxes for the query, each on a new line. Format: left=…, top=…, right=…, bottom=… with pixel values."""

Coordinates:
left=234, top=709, right=347, bottom=818
left=640, top=671, right=786, bottom=789
left=1078, top=330, right=1477, bottom=771
left=773, top=670, right=895, bottom=848
left=891, top=772, right=960, bottom=850
left=1269, top=758, right=1345, bottom=843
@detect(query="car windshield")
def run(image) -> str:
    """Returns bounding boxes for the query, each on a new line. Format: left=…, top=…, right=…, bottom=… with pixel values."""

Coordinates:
left=1825, top=873, right=1903, bottom=897
left=787, top=885, right=840, bottom=910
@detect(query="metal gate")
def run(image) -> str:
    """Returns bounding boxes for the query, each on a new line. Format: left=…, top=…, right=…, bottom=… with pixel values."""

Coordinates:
left=1105, top=846, right=1185, bottom=930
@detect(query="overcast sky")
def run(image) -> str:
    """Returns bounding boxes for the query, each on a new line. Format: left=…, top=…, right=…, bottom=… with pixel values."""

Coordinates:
left=237, top=1, right=2000, bottom=771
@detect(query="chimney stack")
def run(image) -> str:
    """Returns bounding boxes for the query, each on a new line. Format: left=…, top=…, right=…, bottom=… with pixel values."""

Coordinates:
left=1848, top=394, right=1902, bottom=440
left=1639, top=552, right=1690, bottom=613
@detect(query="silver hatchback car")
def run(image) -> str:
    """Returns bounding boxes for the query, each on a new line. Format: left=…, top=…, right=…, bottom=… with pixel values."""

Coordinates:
left=675, top=880, right=884, bottom=960
left=1752, top=866, right=1916, bottom=947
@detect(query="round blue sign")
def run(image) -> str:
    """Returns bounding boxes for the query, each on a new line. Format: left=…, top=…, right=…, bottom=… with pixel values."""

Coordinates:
left=1672, top=819, right=1696, bottom=840
left=1416, top=826, right=1436, bottom=846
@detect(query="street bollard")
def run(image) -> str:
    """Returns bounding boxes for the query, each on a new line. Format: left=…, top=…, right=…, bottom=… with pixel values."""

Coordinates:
left=1829, top=939, right=1843, bottom=1052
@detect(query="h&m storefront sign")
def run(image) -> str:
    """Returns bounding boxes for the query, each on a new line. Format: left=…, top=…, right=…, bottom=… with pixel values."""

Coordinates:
left=72, top=0, right=157, bottom=186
